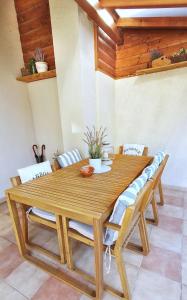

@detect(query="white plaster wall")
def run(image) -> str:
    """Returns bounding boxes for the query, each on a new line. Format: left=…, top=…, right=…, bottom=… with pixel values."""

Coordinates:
left=96, top=72, right=115, bottom=144
left=49, top=0, right=97, bottom=156
left=27, top=78, right=63, bottom=160
left=0, top=0, right=35, bottom=199
left=115, top=68, right=187, bottom=188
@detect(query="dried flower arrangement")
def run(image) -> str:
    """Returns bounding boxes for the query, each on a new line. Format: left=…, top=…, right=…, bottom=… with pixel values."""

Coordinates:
left=34, top=48, right=45, bottom=62
left=150, top=49, right=163, bottom=61
left=83, top=126, right=107, bottom=159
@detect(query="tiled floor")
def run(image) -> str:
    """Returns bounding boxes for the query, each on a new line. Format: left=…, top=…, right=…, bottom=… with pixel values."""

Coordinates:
left=0, top=187, right=186, bottom=300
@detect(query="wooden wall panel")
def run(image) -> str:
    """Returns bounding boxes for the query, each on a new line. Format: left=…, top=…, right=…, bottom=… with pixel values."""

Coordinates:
left=14, top=0, right=55, bottom=70
left=116, top=29, right=187, bottom=78
left=94, top=26, right=116, bottom=78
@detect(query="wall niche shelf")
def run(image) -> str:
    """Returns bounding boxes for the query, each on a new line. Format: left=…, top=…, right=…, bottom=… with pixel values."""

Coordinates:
left=16, top=70, right=56, bottom=83
left=136, top=61, right=187, bottom=76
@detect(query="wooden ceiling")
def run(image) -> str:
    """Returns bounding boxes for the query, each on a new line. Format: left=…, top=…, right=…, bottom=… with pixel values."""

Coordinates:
left=75, top=0, right=187, bottom=45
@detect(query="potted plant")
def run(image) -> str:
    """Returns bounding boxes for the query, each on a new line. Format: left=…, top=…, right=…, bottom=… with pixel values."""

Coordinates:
left=170, top=48, right=187, bottom=63
left=150, top=49, right=171, bottom=67
left=34, top=48, right=48, bottom=73
left=83, top=126, right=107, bottom=171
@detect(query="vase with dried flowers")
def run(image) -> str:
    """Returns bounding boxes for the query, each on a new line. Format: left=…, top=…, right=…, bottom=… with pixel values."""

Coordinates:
left=34, top=48, right=48, bottom=73
left=83, top=126, right=107, bottom=171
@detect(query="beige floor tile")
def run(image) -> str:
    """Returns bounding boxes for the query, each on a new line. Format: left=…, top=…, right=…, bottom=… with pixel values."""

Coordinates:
left=0, top=237, right=11, bottom=253
left=182, top=262, right=187, bottom=285
left=163, top=188, right=184, bottom=198
left=80, top=292, right=117, bottom=300
left=182, top=285, right=187, bottom=300
left=0, top=244, right=23, bottom=279
left=32, top=277, right=81, bottom=300
left=6, top=261, right=49, bottom=298
left=122, top=249, right=143, bottom=268
left=183, top=221, right=187, bottom=236
left=158, top=204, right=183, bottom=219
left=132, top=269, right=181, bottom=300
left=0, top=215, right=13, bottom=236
left=150, top=227, right=182, bottom=254
left=184, top=210, right=187, bottom=221
left=0, top=280, right=27, bottom=300
left=0, top=202, right=9, bottom=215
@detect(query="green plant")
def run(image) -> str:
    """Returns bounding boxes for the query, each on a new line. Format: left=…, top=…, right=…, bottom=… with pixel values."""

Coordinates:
left=150, top=49, right=163, bottom=61
left=28, top=58, right=37, bottom=74
left=83, top=126, right=107, bottom=159
left=170, top=48, right=187, bottom=63
left=34, top=48, right=45, bottom=62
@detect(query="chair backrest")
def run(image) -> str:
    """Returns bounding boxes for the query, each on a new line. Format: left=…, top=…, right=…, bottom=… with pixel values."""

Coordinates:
left=119, top=144, right=148, bottom=156
left=56, top=149, right=82, bottom=169
left=115, top=179, right=154, bottom=249
left=17, top=161, right=52, bottom=184
left=151, top=154, right=169, bottom=190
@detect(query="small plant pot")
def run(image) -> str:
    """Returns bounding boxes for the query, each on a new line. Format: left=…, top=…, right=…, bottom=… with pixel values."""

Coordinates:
left=35, top=61, right=48, bottom=73
left=89, top=158, right=101, bottom=171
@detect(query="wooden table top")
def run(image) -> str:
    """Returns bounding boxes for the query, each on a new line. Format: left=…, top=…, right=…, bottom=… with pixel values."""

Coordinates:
left=7, top=155, right=152, bottom=224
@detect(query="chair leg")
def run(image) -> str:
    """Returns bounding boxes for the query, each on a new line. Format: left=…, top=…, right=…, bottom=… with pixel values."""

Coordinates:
left=62, top=217, right=74, bottom=270
left=56, top=215, right=66, bottom=264
left=158, top=180, right=164, bottom=206
left=115, top=248, right=131, bottom=300
left=138, top=214, right=150, bottom=256
left=20, top=204, right=29, bottom=244
left=146, top=195, right=159, bottom=226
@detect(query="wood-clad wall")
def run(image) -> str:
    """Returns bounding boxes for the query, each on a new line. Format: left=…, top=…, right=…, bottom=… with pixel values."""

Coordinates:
left=14, top=0, right=55, bottom=70
left=94, top=26, right=116, bottom=78
left=116, top=29, right=187, bottom=78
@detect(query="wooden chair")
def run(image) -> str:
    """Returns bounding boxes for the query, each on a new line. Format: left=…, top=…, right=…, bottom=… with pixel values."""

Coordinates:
left=119, top=145, right=148, bottom=156
left=10, top=175, right=66, bottom=264
left=154, top=154, right=169, bottom=206
left=52, top=159, right=61, bottom=171
left=61, top=180, right=154, bottom=300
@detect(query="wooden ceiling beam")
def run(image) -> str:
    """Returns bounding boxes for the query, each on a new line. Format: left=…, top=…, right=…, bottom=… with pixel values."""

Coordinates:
left=106, top=8, right=120, bottom=23
left=100, top=0, right=187, bottom=9
left=117, top=16, right=187, bottom=28
left=75, top=0, right=123, bottom=45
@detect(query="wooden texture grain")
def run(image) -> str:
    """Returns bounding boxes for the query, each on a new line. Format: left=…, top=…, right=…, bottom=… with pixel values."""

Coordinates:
left=7, top=155, right=152, bottom=223
left=14, top=0, right=55, bottom=70
left=116, top=29, right=187, bottom=78
left=94, top=26, right=116, bottom=78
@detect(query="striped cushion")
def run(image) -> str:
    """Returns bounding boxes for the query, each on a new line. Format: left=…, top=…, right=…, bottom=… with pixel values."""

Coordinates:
left=57, top=149, right=82, bottom=168
left=143, top=151, right=166, bottom=179
left=104, top=172, right=148, bottom=246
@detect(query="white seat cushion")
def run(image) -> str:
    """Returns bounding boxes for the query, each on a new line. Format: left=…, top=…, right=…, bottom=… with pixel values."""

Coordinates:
left=29, top=207, right=56, bottom=222
left=69, top=220, right=106, bottom=243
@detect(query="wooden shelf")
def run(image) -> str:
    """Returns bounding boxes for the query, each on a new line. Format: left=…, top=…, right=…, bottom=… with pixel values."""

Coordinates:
left=16, top=70, right=56, bottom=83
left=136, top=61, right=187, bottom=76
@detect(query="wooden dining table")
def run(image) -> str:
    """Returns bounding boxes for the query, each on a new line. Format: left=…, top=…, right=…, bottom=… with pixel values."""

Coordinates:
left=6, top=154, right=152, bottom=300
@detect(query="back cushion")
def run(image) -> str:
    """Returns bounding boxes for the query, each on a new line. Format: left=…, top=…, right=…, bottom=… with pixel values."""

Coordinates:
left=123, top=144, right=145, bottom=156
left=143, top=151, right=166, bottom=179
left=57, top=149, right=82, bottom=168
left=18, top=161, right=52, bottom=183
left=104, top=172, right=148, bottom=246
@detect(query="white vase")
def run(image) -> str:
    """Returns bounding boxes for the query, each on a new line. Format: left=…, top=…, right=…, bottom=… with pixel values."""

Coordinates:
left=89, top=158, right=101, bottom=171
left=35, top=61, right=48, bottom=73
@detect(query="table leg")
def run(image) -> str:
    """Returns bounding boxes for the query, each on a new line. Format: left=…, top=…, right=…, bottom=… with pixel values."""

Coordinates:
left=93, top=219, right=103, bottom=300
left=7, top=194, right=27, bottom=257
